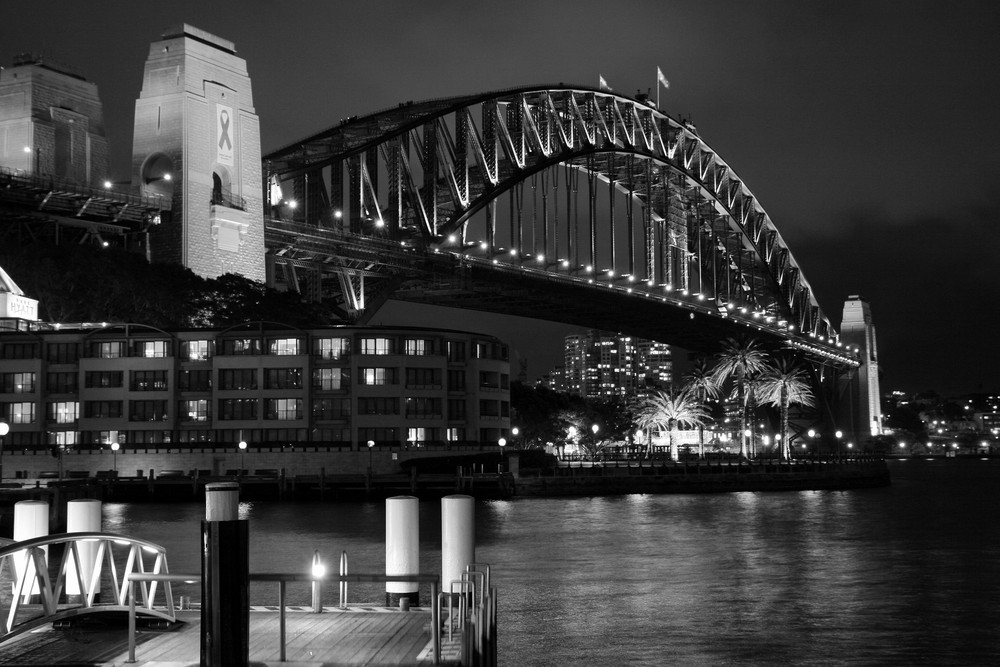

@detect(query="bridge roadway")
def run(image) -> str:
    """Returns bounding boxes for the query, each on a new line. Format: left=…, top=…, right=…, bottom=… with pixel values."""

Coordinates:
left=265, top=218, right=858, bottom=369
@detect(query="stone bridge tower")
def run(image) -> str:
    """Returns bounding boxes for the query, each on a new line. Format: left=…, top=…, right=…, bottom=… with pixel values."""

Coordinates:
left=839, top=295, right=883, bottom=447
left=131, top=24, right=265, bottom=281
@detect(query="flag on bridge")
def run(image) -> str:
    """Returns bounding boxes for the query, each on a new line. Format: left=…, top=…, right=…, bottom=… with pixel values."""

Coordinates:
left=656, top=67, right=670, bottom=108
left=657, top=66, right=670, bottom=90
left=599, top=75, right=612, bottom=92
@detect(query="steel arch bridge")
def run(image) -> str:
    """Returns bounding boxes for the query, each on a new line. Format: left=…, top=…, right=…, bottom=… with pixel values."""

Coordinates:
left=262, top=85, right=856, bottom=371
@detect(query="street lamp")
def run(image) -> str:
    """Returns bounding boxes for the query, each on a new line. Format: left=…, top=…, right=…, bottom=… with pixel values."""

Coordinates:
left=367, top=440, right=375, bottom=476
left=0, top=420, right=9, bottom=482
left=835, top=430, right=843, bottom=456
left=23, top=146, right=39, bottom=174
left=238, top=438, right=248, bottom=477
left=111, top=441, right=120, bottom=475
left=498, top=437, right=507, bottom=473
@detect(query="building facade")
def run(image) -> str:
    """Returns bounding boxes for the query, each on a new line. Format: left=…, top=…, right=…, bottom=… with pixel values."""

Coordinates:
left=0, top=322, right=510, bottom=452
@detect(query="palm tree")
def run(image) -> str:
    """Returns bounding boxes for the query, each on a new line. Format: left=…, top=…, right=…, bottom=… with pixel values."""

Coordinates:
left=635, top=389, right=710, bottom=461
left=712, top=337, right=770, bottom=458
left=756, top=356, right=816, bottom=460
left=684, top=358, right=720, bottom=459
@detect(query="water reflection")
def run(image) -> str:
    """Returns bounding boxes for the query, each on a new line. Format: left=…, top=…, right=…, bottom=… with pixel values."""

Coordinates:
left=102, top=460, right=1000, bottom=665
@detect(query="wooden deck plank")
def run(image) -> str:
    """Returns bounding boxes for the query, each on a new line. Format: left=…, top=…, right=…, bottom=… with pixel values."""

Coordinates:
left=0, top=608, right=450, bottom=666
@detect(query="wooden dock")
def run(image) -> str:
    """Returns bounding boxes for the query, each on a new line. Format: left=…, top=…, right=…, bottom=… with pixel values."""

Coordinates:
left=0, top=607, right=463, bottom=666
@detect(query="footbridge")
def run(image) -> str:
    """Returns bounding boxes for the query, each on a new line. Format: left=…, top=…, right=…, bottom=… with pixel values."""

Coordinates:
left=262, top=85, right=857, bottom=371
left=0, top=532, right=178, bottom=641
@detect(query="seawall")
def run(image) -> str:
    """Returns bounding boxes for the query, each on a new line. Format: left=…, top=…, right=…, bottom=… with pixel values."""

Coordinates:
left=512, top=458, right=891, bottom=496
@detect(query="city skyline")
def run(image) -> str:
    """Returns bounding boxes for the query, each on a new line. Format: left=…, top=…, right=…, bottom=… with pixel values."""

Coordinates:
left=2, top=1, right=998, bottom=396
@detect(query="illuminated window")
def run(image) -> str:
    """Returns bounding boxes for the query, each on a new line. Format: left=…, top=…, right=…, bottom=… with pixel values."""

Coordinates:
left=47, top=401, right=79, bottom=424
left=269, top=338, right=301, bottom=356
left=360, top=337, right=393, bottom=355
left=360, top=367, right=397, bottom=385
left=1, top=372, right=35, bottom=393
left=183, top=340, right=212, bottom=361
left=404, top=339, right=429, bottom=355
left=267, top=398, right=303, bottom=421
left=136, top=340, right=169, bottom=358
left=180, top=399, right=210, bottom=422
left=94, top=341, right=124, bottom=359
left=5, top=401, right=35, bottom=424
left=314, top=337, right=350, bottom=360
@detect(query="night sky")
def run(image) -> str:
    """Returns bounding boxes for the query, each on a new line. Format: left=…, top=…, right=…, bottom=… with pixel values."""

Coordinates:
left=3, top=1, right=998, bottom=396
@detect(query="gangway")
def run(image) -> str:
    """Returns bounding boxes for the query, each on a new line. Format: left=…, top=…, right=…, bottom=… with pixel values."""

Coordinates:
left=0, top=532, right=177, bottom=642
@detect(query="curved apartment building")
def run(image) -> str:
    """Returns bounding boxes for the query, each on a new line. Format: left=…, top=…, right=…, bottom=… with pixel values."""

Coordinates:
left=0, top=322, right=511, bottom=453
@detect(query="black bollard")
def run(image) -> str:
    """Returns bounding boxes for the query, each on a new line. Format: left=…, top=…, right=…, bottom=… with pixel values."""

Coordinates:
left=202, top=482, right=249, bottom=666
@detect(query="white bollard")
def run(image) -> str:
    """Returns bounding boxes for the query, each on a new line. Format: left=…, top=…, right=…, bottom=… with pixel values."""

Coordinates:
left=13, top=500, right=49, bottom=599
left=385, top=496, right=419, bottom=606
left=65, top=499, right=102, bottom=599
left=441, top=495, right=475, bottom=604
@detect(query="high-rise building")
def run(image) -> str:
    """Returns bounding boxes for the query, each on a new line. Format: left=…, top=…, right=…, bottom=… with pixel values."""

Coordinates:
left=560, top=330, right=671, bottom=399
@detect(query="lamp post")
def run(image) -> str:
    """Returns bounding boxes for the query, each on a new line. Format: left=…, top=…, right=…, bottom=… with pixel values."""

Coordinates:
left=835, top=430, right=843, bottom=457
left=23, top=146, right=39, bottom=175
left=498, top=437, right=507, bottom=473
left=0, top=420, right=9, bottom=482
left=111, top=441, right=120, bottom=475
left=238, top=438, right=247, bottom=477
left=367, top=439, right=375, bottom=477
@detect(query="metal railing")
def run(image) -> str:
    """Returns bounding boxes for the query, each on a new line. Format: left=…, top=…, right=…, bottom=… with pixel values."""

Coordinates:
left=125, top=560, right=499, bottom=665
left=125, top=570, right=444, bottom=665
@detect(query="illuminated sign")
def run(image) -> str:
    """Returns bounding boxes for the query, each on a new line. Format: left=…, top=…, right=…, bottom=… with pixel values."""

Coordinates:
left=0, top=293, right=39, bottom=321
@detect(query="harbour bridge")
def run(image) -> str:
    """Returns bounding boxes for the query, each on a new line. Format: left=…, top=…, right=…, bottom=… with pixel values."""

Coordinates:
left=260, top=85, right=858, bottom=395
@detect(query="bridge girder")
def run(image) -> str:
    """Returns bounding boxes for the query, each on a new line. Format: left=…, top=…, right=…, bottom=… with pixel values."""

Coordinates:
left=264, top=85, right=855, bottom=369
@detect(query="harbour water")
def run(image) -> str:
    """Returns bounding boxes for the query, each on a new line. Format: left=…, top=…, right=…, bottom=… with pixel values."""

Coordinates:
left=102, top=458, right=1000, bottom=665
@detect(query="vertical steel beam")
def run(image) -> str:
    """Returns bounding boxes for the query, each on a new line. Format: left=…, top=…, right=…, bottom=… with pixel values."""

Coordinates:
left=329, top=160, right=344, bottom=230
left=422, top=121, right=438, bottom=234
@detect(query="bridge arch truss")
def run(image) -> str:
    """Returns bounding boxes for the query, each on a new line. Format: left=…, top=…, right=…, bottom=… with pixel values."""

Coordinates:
left=265, top=85, right=853, bottom=367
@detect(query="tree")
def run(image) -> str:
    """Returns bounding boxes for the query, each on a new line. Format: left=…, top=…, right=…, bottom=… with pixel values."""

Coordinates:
left=755, top=356, right=815, bottom=460
left=684, top=358, right=721, bottom=459
left=635, top=389, right=709, bottom=461
left=711, top=337, right=770, bottom=458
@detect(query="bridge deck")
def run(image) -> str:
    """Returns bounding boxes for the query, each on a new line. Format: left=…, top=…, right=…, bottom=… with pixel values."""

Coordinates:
left=0, top=607, right=460, bottom=666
